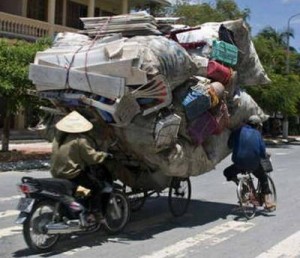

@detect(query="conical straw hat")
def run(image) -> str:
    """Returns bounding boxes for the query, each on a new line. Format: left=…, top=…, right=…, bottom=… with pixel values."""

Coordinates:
left=55, top=111, right=93, bottom=133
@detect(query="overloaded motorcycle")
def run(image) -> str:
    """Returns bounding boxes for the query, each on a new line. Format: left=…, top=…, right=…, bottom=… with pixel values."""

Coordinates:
left=15, top=165, right=130, bottom=253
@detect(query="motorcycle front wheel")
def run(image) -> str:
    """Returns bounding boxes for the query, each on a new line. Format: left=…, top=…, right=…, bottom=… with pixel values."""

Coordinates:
left=103, top=190, right=130, bottom=234
left=23, top=201, right=60, bottom=253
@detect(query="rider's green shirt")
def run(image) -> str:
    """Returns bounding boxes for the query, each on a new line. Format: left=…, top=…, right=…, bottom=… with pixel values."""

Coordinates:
left=51, top=133, right=107, bottom=179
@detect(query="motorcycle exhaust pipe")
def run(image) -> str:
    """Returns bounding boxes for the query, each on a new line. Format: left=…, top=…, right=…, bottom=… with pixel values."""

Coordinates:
left=46, top=221, right=82, bottom=234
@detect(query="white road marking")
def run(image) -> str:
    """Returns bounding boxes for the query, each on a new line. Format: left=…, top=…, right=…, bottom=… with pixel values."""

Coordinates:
left=64, top=247, right=91, bottom=255
left=255, top=230, right=300, bottom=258
left=0, top=195, right=22, bottom=202
left=0, top=226, right=22, bottom=238
left=275, top=152, right=289, bottom=156
left=140, top=221, right=255, bottom=258
left=0, top=210, right=19, bottom=219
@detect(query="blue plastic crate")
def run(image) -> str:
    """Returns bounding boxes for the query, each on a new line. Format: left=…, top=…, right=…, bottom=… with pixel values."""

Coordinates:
left=182, top=89, right=211, bottom=121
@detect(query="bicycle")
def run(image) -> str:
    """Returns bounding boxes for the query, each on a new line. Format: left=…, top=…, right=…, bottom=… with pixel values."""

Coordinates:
left=236, top=170, right=277, bottom=220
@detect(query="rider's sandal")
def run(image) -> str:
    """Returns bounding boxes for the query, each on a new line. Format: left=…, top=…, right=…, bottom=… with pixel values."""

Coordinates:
left=264, top=194, right=276, bottom=212
left=265, top=203, right=276, bottom=212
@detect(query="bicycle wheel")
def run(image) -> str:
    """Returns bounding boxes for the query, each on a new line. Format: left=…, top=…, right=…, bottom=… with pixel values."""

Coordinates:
left=258, top=174, right=277, bottom=210
left=237, top=178, right=257, bottom=219
left=267, top=174, right=277, bottom=205
left=168, top=177, right=191, bottom=217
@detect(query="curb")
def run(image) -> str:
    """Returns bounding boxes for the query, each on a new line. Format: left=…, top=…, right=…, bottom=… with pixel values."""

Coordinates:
left=0, top=159, right=50, bottom=172
left=1, top=138, right=299, bottom=172
left=264, top=138, right=300, bottom=146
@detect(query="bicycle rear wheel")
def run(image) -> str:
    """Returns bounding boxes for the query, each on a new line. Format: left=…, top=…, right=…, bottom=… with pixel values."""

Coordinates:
left=268, top=174, right=277, bottom=204
left=259, top=174, right=277, bottom=211
left=237, top=178, right=257, bottom=219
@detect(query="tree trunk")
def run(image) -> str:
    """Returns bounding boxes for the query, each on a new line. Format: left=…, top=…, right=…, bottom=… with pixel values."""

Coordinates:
left=282, top=115, right=289, bottom=139
left=1, top=112, right=11, bottom=152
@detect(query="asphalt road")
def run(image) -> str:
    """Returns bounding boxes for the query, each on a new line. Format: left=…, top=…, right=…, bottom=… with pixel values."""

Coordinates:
left=0, top=144, right=300, bottom=258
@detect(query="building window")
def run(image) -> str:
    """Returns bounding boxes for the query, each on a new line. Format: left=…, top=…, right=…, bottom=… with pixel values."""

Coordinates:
left=27, top=0, right=47, bottom=22
left=95, top=7, right=100, bottom=17
left=66, top=1, right=87, bottom=29
left=55, top=0, right=64, bottom=25
left=0, top=0, right=22, bottom=16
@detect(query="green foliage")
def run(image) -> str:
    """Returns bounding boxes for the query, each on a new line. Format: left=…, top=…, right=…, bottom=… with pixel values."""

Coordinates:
left=247, top=73, right=300, bottom=116
left=253, top=36, right=287, bottom=74
left=173, top=0, right=249, bottom=26
left=215, top=0, right=249, bottom=20
left=250, top=27, right=300, bottom=118
left=174, top=3, right=217, bottom=26
left=0, top=38, right=50, bottom=114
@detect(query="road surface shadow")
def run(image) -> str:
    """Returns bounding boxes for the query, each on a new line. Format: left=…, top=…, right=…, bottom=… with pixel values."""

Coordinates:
left=12, top=197, right=247, bottom=257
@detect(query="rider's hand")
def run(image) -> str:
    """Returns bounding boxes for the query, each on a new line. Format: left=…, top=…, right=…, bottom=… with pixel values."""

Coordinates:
left=105, top=153, right=113, bottom=159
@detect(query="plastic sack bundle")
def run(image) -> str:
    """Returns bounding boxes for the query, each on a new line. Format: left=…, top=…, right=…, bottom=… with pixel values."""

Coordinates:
left=30, top=15, right=270, bottom=182
left=175, top=19, right=271, bottom=86
left=128, top=36, right=198, bottom=89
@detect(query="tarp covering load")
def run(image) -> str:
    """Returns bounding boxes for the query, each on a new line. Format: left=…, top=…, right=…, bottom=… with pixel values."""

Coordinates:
left=30, top=13, right=270, bottom=189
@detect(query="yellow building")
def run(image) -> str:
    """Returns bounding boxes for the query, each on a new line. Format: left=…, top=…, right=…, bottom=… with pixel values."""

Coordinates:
left=0, top=0, right=171, bottom=131
left=0, top=0, right=171, bottom=41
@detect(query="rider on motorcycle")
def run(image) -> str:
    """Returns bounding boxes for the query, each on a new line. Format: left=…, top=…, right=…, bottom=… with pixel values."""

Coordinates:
left=50, top=110, right=111, bottom=223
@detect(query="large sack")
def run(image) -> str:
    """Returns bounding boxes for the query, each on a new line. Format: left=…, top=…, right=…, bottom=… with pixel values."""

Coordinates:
left=229, top=91, right=269, bottom=129
left=175, top=19, right=271, bottom=86
left=128, top=36, right=198, bottom=89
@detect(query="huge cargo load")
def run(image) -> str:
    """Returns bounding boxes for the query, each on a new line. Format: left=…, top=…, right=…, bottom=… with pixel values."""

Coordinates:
left=30, top=13, right=270, bottom=190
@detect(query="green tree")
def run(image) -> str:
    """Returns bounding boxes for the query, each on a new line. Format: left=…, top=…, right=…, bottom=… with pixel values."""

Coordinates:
left=247, top=73, right=300, bottom=117
left=249, top=28, right=300, bottom=137
left=173, top=0, right=249, bottom=26
left=0, top=38, right=50, bottom=151
left=253, top=31, right=287, bottom=74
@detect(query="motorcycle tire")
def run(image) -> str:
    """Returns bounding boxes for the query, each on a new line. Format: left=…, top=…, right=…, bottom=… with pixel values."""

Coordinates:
left=23, top=200, right=60, bottom=253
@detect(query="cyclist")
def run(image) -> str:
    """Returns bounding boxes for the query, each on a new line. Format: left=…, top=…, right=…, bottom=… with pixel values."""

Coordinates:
left=223, top=115, right=276, bottom=211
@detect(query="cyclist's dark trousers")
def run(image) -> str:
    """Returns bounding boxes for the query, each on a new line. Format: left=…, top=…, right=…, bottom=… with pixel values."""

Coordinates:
left=71, top=172, right=106, bottom=214
left=223, top=164, right=271, bottom=194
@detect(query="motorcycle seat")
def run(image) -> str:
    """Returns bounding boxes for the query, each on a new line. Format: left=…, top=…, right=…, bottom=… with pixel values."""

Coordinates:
left=23, top=177, right=76, bottom=196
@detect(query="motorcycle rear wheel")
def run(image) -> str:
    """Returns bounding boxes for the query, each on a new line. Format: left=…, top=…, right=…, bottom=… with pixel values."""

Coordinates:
left=23, top=201, right=60, bottom=253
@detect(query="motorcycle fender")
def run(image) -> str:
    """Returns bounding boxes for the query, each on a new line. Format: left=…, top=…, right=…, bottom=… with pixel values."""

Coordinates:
left=15, top=212, right=29, bottom=224
left=112, top=182, right=123, bottom=190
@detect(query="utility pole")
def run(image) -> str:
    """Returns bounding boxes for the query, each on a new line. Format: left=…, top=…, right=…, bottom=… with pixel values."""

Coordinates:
left=286, top=13, right=300, bottom=74
left=283, top=13, right=300, bottom=139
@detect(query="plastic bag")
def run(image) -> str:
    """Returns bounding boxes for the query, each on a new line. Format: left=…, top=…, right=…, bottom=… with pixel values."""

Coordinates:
left=260, top=157, right=273, bottom=173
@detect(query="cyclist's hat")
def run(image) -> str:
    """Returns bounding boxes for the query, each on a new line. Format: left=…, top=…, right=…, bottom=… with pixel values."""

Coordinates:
left=248, top=115, right=263, bottom=127
left=55, top=111, right=93, bottom=133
